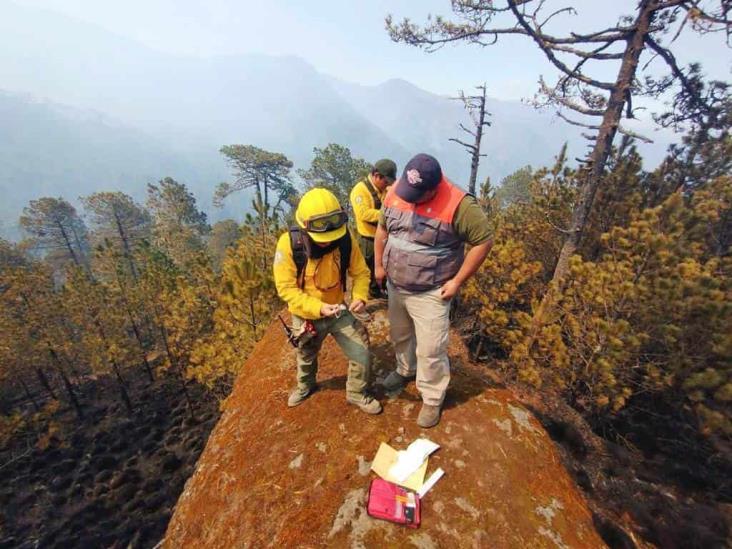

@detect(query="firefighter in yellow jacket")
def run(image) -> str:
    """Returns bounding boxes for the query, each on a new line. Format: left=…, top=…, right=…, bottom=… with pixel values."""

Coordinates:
left=273, top=188, right=382, bottom=414
left=350, top=159, right=396, bottom=298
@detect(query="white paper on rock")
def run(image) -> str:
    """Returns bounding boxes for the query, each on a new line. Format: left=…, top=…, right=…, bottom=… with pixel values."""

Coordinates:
left=389, top=438, right=440, bottom=482
left=417, top=468, right=445, bottom=499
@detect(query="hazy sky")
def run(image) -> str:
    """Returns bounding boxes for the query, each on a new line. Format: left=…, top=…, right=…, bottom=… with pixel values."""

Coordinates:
left=10, top=0, right=732, bottom=100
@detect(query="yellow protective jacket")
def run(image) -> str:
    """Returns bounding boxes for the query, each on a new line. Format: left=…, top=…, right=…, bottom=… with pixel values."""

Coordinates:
left=273, top=230, right=370, bottom=319
left=350, top=177, right=386, bottom=238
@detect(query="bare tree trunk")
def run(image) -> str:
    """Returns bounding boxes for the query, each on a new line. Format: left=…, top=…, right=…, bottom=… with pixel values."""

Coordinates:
left=249, top=292, right=258, bottom=339
left=35, top=367, right=56, bottom=400
left=115, top=269, right=154, bottom=381
left=468, top=87, right=488, bottom=195
left=48, top=347, right=83, bottom=419
left=110, top=358, right=133, bottom=414
left=70, top=223, right=90, bottom=273
left=92, top=316, right=134, bottom=413
left=130, top=315, right=154, bottom=382
left=156, top=312, right=195, bottom=418
left=552, top=0, right=655, bottom=283
left=450, top=84, right=490, bottom=195
left=113, top=207, right=138, bottom=281
left=533, top=0, right=657, bottom=325
left=260, top=213, right=268, bottom=272
left=20, top=378, right=41, bottom=412
left=57, top=220, right=81, bottom=267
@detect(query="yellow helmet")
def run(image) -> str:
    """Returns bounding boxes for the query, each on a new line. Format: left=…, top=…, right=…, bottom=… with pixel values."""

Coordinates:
left=295, top=188, right=348, bottom=243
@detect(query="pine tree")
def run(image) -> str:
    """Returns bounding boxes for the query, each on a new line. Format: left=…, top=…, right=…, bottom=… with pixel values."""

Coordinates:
left=147, top=177, right=209, bottom=269
left=62, top=266, right=135, bottom=413
left=92, top=241, right=155, bottom=381
left=207, top=220, right=241, bottom=272
left=0, top=258, right=83, bottom=418
left=297, top=143, right=371, bottom=216
left=19, top=197, right=90, bottom=271
left=82, top=192, right=151, bottom=280
left=190, top=236, right=277, bottom=396
left=215, top=145, right=295, bottom=215
left=136, top=243, right=214, bottom=416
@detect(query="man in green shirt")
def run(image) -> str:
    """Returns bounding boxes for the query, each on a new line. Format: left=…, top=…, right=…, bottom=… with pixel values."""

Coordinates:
left=374, top=153, right=492, bottom=428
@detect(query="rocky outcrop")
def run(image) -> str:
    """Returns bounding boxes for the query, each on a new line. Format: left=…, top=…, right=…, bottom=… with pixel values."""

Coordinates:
left=164, top=310, right=606, bottom=548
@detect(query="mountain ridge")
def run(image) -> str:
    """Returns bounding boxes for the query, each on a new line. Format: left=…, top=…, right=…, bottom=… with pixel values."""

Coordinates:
left=0, top=0, right=674, bottom=240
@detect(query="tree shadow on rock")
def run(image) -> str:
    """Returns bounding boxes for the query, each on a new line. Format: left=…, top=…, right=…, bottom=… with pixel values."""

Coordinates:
left=442, top=355, right=494, bottom=411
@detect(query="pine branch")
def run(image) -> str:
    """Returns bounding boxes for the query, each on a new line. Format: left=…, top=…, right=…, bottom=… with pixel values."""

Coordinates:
left=449, top=137, right=478, bottom=151
left=556, top=111, right=653, bottom=143
left=507, top=0, right=617, bottom=90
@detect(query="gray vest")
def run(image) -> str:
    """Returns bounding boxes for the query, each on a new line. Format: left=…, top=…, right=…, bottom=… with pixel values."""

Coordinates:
left=382, top=179, right=466, bottom=292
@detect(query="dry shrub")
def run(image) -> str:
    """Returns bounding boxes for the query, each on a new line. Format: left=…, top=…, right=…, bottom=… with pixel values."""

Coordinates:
left=468, top=170, right=732, bottom=436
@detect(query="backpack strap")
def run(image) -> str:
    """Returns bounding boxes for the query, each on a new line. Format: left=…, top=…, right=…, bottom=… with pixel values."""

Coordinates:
left=364, top=180, right=382, bottom=227
left=288, top=226, right=307, bottom=289
left=338, top=230, right=352, bottom=291
left=289, top=225, right=351, bottom=292
left=365, top=180, right=383, bottom=210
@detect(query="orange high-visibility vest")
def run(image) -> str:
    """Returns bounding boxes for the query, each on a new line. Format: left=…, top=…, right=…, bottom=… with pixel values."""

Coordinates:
left=382, top=177, right=466, bottom=291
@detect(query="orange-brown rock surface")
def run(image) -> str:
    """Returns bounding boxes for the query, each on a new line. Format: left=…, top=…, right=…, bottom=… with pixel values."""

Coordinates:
left=164, top=310, right=606, bottom=548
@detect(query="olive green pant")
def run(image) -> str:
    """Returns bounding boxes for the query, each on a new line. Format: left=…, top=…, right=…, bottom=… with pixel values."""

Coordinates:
left=357, top=234, right=382, bottom=297
left=292, top=312, right=371, bottom=398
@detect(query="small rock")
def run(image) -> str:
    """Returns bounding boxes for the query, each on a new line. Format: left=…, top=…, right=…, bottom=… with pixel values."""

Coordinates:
left=289, top=453, right=304, bottom=469
left=535, top=498, right=564, bottom=524
left=315, top=442, right=327, bottom=453
left=409, top=532, right=438, bottom=548
left=455, top=497, right=480, bottom=519
left=493, top=418, right=513, bottom=437
left=454, top=459, right=466, bottom=469
left=357, top=456, right=371, bottom=476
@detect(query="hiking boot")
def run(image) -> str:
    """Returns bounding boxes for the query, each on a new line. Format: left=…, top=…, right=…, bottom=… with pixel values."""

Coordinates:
left=381, top=371, right=414, bottom=395
left=288, top=385, right=316, bottom=408
left=347, top=393, right=383, bottom=415
left=417, top=404, right=441, bottom=428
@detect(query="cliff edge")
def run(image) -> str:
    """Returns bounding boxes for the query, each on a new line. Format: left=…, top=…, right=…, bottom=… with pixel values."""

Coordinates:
left=163, top=310, right=605, bottom=548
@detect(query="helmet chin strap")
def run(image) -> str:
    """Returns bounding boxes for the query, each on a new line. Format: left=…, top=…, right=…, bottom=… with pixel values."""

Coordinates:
left=302, top=231, right=340, bottom=259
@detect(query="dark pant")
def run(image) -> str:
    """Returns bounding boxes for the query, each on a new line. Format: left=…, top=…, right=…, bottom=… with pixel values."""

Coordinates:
left=357, top=234, right=383, bottom=298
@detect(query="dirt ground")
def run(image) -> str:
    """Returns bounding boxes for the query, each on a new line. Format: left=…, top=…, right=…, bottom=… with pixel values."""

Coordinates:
left=0, top=371, right=220, bottom=549
left=164, top=308, right=607, bottom=548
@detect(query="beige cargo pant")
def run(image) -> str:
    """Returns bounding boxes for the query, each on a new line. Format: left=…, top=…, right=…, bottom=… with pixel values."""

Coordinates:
left=387, top=281, right=452, bottom=406
left=292, top=312, right=371, bottom=398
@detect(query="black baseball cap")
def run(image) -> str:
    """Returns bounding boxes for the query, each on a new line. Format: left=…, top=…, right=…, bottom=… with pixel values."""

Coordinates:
left=373, top=159, right=397, bottom=184
left=394, top=153, right=442, bottom=203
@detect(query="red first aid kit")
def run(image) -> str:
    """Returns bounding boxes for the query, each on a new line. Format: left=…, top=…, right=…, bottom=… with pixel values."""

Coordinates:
left=366, top=478, right=421, bottom=528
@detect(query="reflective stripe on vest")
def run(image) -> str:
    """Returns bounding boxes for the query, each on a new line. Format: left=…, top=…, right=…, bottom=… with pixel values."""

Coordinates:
left=382, top=177, right=466, bottom=292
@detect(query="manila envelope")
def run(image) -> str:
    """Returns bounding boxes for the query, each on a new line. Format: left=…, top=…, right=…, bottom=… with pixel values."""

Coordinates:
left=370, top=442, right=428, bottom=491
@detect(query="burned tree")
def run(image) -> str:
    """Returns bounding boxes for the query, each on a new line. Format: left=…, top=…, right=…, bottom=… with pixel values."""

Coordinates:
left=387, top=0, right=731, bottom=306
left=450, top=84, right=492, bottom=195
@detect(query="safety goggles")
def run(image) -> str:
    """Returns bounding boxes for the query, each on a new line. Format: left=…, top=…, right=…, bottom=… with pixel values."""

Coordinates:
left=303, top=210, right=348, bottom=233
